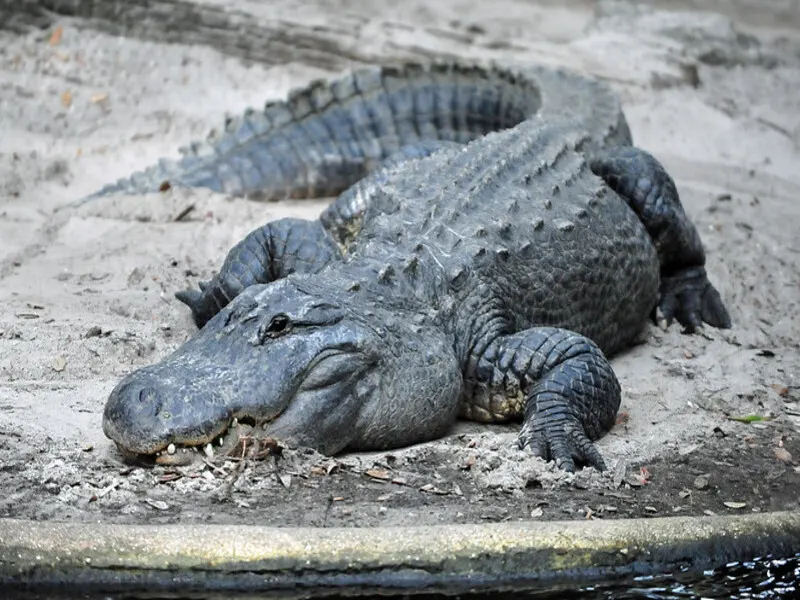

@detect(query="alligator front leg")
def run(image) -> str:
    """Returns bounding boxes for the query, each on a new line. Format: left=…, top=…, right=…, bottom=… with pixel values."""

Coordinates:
left=590, top=147, right=731, bottom=331
left=176, top=218, right=341, bottom=327
left=467, top=327, right=621, bottom=472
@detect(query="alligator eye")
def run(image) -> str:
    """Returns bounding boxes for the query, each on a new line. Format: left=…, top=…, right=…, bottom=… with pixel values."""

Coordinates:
left=250, top=313, right=292, bottom=346
left=266, top=314, right=291, bottom=335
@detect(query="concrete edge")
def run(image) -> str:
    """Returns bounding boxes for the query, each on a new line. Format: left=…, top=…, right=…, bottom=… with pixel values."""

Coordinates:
left=1, top=511, right=799, bottom=596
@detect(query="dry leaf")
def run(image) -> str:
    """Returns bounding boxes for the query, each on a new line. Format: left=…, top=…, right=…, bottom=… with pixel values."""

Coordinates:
left=774, top=447, right=793, bottom=464
left=365, top=468, right=390, bottom=481
left=770, top=384, right=789, bottom=398
left=51, top=355, right=67, bottom=372
left=530, top=507, right=543, bottom=518
left=49, top=26, right=63, bottom=46
left=61, top=90, right=72, bottom=108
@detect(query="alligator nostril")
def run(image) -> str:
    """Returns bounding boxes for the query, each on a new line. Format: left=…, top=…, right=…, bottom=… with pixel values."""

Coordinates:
left=136, top=386, right=157, bottom=404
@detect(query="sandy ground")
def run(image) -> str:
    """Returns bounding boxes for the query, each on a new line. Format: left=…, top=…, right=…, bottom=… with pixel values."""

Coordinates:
left=0, top=0, right=799, bottom=526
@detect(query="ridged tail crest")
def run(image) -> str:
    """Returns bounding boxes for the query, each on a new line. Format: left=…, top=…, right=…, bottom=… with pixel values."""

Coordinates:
left=83, top=62, right=630, bottom=203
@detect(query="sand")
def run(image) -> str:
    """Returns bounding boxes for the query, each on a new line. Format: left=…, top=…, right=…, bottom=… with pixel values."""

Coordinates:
left=0, top=0, right=798, bottom=526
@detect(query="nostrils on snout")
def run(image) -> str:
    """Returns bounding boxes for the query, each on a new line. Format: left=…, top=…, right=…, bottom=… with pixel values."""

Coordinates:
left=137, top=386, right=158, bottom=405
left=109, top=378, right=166, bottom=421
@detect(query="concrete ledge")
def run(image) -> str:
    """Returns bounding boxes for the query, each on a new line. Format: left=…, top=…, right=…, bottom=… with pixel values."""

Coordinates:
left=1, top=511, right=799, bottom=596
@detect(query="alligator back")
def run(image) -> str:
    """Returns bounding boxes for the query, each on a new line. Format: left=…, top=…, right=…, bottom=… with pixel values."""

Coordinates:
left=87, top=62, right=631, bottom=201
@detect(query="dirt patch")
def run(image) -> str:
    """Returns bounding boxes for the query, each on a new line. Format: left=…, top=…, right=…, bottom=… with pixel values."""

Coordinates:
left=1, top=0, right=799, bottom=526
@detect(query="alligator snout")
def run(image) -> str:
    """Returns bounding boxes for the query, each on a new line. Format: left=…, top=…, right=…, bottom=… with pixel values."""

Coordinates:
left=103, top=367, right=234, bottom=458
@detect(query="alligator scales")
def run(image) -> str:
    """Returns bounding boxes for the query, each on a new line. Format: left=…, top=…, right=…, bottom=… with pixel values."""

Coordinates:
left=96, top=62, right=731, bottom=471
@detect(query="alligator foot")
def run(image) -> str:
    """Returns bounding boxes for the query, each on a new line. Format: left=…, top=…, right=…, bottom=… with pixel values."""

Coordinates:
left=657, top=265, right=731, bottom=332
left=176, top=217, right=341, bottom=327
left=469, top=327, right=621, bottom=472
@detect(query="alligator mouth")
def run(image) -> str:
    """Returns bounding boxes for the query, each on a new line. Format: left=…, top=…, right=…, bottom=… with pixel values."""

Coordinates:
left=116, top=414, right=280, bottom=467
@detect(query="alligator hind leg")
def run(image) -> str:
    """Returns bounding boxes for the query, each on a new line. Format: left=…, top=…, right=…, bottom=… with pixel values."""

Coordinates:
left=176, top=218, right=341, bottom=328
left=468, top=327, right=621, bottom=472
left=590, top=147, right=731, bottom=332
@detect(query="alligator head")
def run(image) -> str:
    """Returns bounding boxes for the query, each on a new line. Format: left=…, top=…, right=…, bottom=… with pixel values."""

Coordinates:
left=102, top=275, right=462, bottom=463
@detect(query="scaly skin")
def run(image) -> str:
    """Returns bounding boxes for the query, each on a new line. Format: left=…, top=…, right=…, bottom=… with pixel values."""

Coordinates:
left=100, top=62, right=730, bottom=472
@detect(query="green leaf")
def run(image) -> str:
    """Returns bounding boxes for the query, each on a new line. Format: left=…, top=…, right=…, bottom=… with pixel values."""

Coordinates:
left=728, top=414, right=773, bottom=423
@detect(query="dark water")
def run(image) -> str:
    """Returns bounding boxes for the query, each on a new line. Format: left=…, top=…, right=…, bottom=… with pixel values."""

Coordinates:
left=4, top=554, right=798, bottom=599
left=393, top=555, right=800, bottom=599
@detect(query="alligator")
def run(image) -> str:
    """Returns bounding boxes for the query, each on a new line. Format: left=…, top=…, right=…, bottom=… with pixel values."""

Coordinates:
left=98, top=61, right=731, bottom=472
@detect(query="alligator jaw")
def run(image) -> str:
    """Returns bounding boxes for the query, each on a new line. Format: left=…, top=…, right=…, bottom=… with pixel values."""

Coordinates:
left=115, top=415, right=282, bottom=467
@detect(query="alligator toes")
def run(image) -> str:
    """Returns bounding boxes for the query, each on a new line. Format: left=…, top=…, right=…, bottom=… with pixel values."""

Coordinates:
left=659, top=266, right=732, bottom=333
left=518, top=419, right=605, bottom=473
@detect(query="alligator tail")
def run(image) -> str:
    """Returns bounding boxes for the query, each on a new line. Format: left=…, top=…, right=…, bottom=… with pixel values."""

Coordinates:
left=80, top=62, right=629, bottom=204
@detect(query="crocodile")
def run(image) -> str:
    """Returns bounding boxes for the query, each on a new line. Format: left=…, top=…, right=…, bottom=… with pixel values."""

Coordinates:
left=99, top=61, right=731, bottom=471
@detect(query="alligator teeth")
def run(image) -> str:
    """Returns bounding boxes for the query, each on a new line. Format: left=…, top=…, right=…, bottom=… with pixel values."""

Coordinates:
left=167, top=443, right=176, bottom=455
left=219, top=437, right=225, bottom=447
left=204, top=443, right=214, bottom=458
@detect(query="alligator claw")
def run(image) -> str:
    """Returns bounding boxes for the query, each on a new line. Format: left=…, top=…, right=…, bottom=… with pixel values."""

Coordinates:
left=659, top=266, right=731, bottom=333
left=174, top=288, right=213, bottom=328
left=518, top=413, right=606, bottom=473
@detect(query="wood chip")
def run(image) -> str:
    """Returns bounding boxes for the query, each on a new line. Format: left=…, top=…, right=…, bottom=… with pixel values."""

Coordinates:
left=51, top=356, right=67, bottom=372
left=530, top=507, right=544, bottom=518
left=277, top=473, right=292, bottom=489
left=144, top=499, right=169, bottom=511
left=49, top=25, right=63, bottom=45
left=173, top=203, right=195, bottom=221
left=365, top=468, right=391, bottom=481
left=97, top=481, right=119, bottom=498
left=61, top=90, right=72, bottom=108
left=723, top=501, right=746, bottom=509
left=90, top=93, right=108, bottom=104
